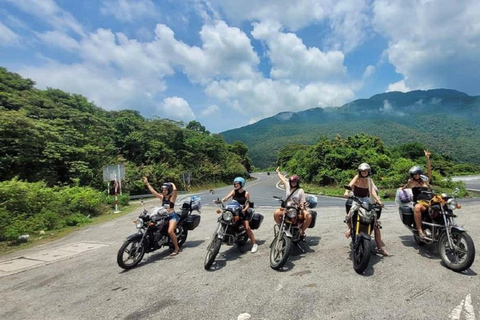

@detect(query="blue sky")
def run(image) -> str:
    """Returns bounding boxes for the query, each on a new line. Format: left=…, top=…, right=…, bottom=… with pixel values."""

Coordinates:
left=1, top=0, right=480, bottom=133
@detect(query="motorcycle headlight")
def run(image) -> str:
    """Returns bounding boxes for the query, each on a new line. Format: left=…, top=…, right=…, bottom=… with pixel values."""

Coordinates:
left=136, top=218, right=144, bottom=228
left=222, top=211, right=233, bottom=221
left=447, top=198, right=458, bottom=210
left=286, top=208, right=297, bottom=218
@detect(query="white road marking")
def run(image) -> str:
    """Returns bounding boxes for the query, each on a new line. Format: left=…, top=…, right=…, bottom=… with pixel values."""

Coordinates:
left=449, top=294, right=476, bottom=320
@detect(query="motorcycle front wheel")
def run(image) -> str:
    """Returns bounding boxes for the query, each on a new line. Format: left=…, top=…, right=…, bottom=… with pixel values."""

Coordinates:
left=353, top=236, right=371, bottom=274
left=204, top=235, right=222, bottom=270
left=270, top=233, right=292, bottom=270
left=117, top=238, right=145, bottom=270
left=438, top=230, right=475, bottom=272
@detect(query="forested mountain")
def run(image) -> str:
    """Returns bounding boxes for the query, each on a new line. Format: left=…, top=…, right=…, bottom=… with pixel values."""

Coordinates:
left=0, top=67, right=251, bottom=194
left=221, top=89, right=480, bottom=168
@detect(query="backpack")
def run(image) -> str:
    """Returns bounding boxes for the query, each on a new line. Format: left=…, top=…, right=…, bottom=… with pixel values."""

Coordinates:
left=397, top=189, right=413, bottom=204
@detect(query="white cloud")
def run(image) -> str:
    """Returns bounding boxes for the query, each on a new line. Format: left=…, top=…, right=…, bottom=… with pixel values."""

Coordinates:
left=207, top=0, right=372, bottom=52
left=100, top=0, right=158, bottom=22
left=6, top=0, right=85, bottom=36
left=152, top=21, right=259, bottom=84
left=205, top=76, right=354, bottom=122
left=18, top=62, right=142, bottom=111
left=252, top=20, right=347, bottom=83
left=387, top=80, right=410, bottom=93
left=373, top=0, right=480, bottom=94
left=157, top=97, right=195, bottom=122
left=36, top=30, right=79, bottom=51
left=362, top=65, right=375, bottom=79
left=200, top=105, right=220, bottom=117
left=0, top=22, right=20, bottom=46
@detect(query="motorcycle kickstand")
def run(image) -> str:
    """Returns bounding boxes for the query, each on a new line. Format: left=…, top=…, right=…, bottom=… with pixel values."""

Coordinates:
left=294, top=242, right=306, bottom=254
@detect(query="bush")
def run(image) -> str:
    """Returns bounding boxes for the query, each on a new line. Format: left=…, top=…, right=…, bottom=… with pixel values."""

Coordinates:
left=0, top=179, right=112, bottom=241
left=65, top=213, right=92, bottom=226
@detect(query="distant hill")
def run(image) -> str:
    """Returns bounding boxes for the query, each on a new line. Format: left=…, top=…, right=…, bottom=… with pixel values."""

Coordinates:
left=220, top=89, right=480, bottom=168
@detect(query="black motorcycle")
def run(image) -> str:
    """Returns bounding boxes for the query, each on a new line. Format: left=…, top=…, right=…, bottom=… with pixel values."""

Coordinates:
left=397, top=188, right=475, bottom=272
left=204, top=199, right=264, bottom=270
left=269, top=196, right=317, bottom=270
left=117, top=196, right=201, bottom=270
left=344, top=185, right=382, bottom=274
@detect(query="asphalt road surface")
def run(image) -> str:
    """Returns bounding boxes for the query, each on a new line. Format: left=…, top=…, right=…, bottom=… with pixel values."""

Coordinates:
left=0, top=173, right=479, bottom=320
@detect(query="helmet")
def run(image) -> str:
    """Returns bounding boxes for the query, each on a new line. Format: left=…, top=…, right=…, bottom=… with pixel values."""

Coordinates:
left=289, top=175, right=300, bottom=187
left=233, top=177, right=245, bottom=188
left=358, top=163, right=371, bottom=176
left=409, top=166, right=423, bottom=178
left=161, top=183, right=173, bottom=194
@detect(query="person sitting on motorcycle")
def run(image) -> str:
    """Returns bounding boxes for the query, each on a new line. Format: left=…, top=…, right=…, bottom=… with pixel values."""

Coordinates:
left=143, top=177, right=180, bottom=256
left=401, top=149, right=432, bottom=240
left=221, top=177, right=258, bottom=253
left=274, top=167, right=312, bottom=241
left=343, top=163, right=388, bottom=256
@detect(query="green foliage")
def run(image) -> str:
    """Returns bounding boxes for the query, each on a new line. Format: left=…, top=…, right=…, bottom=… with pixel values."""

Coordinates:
left=0, top=179, right=109, bottom=241
left=278, top=133, right=478, bottom=191
left=0, top=67, right=250, bottom=194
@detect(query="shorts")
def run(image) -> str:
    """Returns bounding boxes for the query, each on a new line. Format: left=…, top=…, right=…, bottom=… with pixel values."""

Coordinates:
left=416, top=200, right=430, bottom=209
left=167, top=212, right=180, bottom=222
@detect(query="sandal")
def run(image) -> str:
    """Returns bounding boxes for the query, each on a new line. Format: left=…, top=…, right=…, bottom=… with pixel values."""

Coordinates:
left=169, top=250, right=180, bottom=257
left=375, top=248, right=389, bottom=256
left=300, top=233, right=306, bottom=242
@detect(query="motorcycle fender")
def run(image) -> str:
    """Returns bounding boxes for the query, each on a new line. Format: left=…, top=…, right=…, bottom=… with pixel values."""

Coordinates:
left=360, top=232, right=371, bottom=241
left=451, top=225, right=466, bottom=232
left=126, top=233, right=143, bottom=242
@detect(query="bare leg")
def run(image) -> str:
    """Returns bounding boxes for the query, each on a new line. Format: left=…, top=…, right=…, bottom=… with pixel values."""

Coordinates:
left=168, top=219, right=180, bottom=254
left=243, top=220, right=256, bottom=245
left=273, top=208, right=283, bottom=224
left=414, top=204, right=425, bottom=236
left=301, top=211, right=312, bottom=234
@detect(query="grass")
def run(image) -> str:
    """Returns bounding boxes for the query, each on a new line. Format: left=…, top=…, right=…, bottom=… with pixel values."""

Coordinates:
left=0, top=203, right=141, bottom=257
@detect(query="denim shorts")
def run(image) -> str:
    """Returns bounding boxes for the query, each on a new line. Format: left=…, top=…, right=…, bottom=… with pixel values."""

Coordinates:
left=167, top=212, right=180, bottom=222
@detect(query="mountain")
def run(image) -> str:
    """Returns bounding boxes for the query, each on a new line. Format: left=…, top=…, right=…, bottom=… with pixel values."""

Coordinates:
left=220, top=89, right=480, bottom=168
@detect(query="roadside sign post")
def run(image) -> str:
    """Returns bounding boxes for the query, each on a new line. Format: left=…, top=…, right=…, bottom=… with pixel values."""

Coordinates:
left=103, top=164, right=125, bottom=213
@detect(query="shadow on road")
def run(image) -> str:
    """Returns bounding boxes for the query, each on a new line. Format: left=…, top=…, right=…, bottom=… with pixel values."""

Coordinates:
left=206, top=239, right=268, bottom=272
left=271, top=236, right=322, bottom=272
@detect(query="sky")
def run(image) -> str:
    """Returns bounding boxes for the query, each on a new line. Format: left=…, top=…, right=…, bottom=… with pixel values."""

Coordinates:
left=1, top=0, right=480, bottom=133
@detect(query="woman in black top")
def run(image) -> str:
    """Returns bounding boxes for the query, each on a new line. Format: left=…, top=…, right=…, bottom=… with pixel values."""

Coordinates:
left=401, top=150, right=432, bottom=240
left=221, top=177, right=258, bottom=253
left=143, top=176, right=181, bottom=256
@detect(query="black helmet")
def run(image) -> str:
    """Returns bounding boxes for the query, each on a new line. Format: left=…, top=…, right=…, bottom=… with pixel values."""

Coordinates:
left=409, top=166, right=423, bottom=178
left=358, top=163, right=371, bottom=176
left=161, top=183, right=173, bottom=194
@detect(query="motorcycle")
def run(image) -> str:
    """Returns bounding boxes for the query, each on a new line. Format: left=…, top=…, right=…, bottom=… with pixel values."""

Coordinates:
left=344, top=185, right=382, bottom=274
left=397, top=188, right=475, bottom=272
left=117, top=196, right=201, bottom=270
left=204, top=199, right=264, bottom=270
left=269, top=195, right=317, bottom=270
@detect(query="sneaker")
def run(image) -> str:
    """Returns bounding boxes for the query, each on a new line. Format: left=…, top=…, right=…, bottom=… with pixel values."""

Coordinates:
left=251, top=244, right=258, bottom=253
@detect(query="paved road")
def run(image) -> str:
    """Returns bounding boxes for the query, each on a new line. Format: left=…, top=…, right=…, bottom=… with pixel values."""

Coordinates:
left=0, top=173, right=479, bottom=320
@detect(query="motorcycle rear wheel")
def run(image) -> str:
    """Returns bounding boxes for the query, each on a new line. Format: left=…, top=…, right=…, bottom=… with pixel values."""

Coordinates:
left=204, top=236, right=222, bottom=270
left=270, top=233, right=292, bottom=270
left=438, top=230, right=475, bottom=272
left=353, top=237, right=371, bottom=274
left=117, top=238, right=145, bottom=270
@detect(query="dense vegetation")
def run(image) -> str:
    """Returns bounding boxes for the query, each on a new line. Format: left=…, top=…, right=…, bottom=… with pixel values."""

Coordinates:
left=221, top=89, right=480, bottom=168
left=0, top=67, right=251, bottom=242
left=277, top=134, right=473, bottom=198
left=0, top=67, right=252, bottom=192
